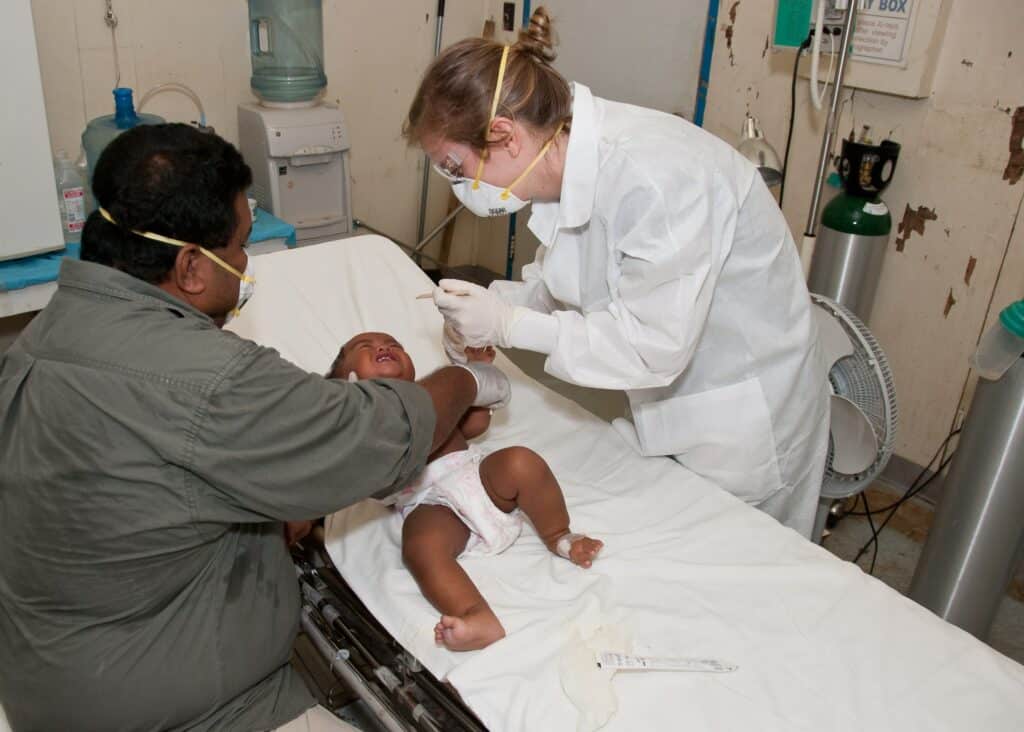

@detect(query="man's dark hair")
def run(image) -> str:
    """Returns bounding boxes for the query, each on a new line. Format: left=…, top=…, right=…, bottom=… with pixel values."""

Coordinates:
left=81, top=123, right=252, bottom=283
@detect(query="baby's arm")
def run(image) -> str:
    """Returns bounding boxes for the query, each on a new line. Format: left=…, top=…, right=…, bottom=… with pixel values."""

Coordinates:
left=459, top=408, right=491, bottom=439
left=458, top=346, right=497, bottom=439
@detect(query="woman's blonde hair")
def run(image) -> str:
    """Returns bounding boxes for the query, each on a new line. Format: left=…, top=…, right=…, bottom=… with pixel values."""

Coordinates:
left=404, top=7, right=572, bottom=150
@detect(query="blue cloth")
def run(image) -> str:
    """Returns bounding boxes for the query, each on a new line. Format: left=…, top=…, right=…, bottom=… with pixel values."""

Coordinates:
left=0, top=209, right=295, bottom=292
left=251, top=208, right=297, bottom=246
left=0, top=243, right=81, bottom=293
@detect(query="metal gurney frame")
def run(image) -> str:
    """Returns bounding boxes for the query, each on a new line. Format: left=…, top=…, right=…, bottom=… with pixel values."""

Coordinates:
left=291, top=539, right=488, bottom=732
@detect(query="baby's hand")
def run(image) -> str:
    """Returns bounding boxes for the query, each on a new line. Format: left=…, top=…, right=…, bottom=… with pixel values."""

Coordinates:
left=464, top=346, right=496, bottom=364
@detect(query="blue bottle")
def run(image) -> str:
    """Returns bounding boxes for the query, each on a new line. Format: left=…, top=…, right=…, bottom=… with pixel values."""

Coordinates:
left=81, top=88, right=165, bottom=208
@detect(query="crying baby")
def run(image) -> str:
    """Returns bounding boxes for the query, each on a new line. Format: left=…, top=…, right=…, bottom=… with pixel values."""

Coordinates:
left=328, top=331, right=602, bottom=651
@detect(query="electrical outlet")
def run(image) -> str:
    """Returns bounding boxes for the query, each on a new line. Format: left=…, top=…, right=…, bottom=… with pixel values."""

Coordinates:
left=502, top=3, right=515, bottom=32
left=823, top=0, right=847, bottom=21
left=812, top=0, right=847, bottom=43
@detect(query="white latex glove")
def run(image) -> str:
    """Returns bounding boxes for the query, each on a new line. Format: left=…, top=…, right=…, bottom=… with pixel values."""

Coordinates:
left=442, top=321, right=468, bottom=364
left=433, top=279, right=517, bottom=349
left=489, top=276, right=559, bottom=313
left=455, top=361, right=511, bottom=409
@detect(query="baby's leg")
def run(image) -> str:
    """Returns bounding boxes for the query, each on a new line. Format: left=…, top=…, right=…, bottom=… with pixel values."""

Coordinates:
left=479, top=447, right=603, bottom=567
left=402, top=504, right=505, bottom=651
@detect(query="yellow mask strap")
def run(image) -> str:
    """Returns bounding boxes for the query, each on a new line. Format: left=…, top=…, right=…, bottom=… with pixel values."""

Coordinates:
left=98, top=207, right=254, bottom=283
left=472, top=44, right=511, bottom=190
left=499, top=120, right=565, bottom=201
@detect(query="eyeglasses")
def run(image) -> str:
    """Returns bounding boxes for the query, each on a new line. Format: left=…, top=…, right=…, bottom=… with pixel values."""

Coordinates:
left=432, top=152, right=466, bottom=183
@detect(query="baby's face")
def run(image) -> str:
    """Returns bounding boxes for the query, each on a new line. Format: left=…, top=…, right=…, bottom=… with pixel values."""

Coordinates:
left=331, top=332, right=416, bottom=381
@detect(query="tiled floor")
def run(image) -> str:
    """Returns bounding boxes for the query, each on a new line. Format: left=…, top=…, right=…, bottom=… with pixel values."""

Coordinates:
left=503, top=348, right=1024, bottom=666
left=823, top=488, right=1024, bottom=665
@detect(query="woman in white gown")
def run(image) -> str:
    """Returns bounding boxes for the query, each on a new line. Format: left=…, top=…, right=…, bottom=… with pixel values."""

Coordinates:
left=406, top=7, right=830, bottom=538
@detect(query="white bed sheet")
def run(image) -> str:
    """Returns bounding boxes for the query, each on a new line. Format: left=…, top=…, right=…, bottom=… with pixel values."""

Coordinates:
left=230, top=237, right=1024, bottom=732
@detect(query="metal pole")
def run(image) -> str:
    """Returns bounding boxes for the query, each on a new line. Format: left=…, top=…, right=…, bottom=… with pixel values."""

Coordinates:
left=503, top=0, right=534, bottom=281
left=352, top=219, right=411, bottom=251
left=414, top=204, right=464, bottom=252
left=800, top=2, right=858, bottom=274
left=804, top=4, right=858, bottom=235
left=300, top=609, right=410, bottom=732
left=353, top=218, right=448, bottom=270
left=416, top=0, right=446, bottom=244
left=506, top=213, right=517, bottom=279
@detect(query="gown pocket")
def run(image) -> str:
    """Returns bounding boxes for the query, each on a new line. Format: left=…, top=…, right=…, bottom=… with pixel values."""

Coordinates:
left=631, top=377, right=783, bottom=505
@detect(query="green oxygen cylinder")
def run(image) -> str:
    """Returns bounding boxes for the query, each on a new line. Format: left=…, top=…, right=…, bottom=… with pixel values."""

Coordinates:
left=807, top=138, right=900, bottom=322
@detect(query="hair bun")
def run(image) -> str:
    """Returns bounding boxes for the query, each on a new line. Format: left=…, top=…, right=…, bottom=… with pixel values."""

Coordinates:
left=516, top=7, right=557, bottom=64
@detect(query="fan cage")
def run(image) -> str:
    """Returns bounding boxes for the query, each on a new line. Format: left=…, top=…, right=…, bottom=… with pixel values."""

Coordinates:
left=812, top=294, right=899, bottom=500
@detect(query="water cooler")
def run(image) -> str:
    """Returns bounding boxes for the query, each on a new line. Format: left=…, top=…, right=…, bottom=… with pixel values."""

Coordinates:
left=238, top=0, right=352, bottom=243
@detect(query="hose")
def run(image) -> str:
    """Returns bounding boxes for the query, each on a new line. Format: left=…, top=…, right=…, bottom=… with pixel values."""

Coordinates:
left=138, top=83, right=207, bottom=127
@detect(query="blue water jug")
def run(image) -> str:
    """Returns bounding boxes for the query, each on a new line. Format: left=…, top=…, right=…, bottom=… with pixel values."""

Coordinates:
left=81, top=88, right=165, bottom=207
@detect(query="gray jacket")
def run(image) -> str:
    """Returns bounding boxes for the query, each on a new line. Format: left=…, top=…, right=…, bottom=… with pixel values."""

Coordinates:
left=0, top=258, right=434, bottom=731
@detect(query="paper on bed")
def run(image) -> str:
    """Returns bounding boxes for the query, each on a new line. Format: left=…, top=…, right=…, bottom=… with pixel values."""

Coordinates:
left=230, top=237, right=1024, bottom=732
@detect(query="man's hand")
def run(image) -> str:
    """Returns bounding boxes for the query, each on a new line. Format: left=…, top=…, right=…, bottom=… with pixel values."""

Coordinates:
left=418, top=364, right=507, bottom=452
left=454, top=361, right=511, bottom=409
left=284, top=520, right=313, bottom=546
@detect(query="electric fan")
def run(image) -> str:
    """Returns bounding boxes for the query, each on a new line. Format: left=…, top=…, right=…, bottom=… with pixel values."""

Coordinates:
left=811, top=293, right=898, bottom=504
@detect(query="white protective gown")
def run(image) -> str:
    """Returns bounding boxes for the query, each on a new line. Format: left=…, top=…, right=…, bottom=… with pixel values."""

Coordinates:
left=495, top=83, right=831, bottom=537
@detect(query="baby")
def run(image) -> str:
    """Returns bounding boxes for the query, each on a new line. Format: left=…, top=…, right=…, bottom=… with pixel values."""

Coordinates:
left=329, top=332, right=603, bottom=651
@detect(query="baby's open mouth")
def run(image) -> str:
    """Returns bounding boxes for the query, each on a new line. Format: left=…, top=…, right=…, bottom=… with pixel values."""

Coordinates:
left=375, top=352, right=397, bottom=363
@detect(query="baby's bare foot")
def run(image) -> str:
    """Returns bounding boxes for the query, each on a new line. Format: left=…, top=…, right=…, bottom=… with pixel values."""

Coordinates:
left=434, top=603, right=506, bottom=651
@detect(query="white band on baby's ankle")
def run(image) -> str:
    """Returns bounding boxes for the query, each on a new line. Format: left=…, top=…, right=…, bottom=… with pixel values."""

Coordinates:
left=556, top=532, right=584, bottom=560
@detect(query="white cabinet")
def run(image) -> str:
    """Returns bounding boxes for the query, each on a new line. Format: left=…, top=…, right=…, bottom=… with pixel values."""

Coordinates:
left=0, top=0, right=62, bottom=261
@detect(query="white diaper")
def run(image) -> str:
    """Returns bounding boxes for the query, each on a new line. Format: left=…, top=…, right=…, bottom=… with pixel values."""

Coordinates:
left=385, top=445, right=523, bottom=556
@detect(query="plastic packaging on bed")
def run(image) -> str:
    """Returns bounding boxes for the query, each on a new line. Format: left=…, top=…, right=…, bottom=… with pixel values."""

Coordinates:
left=228, top=237, right=1024, bottom=732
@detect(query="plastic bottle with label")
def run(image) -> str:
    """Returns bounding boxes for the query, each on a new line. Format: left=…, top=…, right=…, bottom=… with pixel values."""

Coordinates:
left=54, top=149, right=87, bottom=244
left=972, top=299, right=1024, bottom=381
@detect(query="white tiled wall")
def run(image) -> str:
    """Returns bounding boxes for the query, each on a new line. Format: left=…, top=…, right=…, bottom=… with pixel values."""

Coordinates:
left=29, top=0, right=513, bottom=255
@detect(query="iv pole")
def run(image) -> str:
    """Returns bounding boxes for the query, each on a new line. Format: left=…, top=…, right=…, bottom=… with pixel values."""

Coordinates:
left=800, top=1, right=858, bottom=277
left=416, top=0, right=446, bottom=244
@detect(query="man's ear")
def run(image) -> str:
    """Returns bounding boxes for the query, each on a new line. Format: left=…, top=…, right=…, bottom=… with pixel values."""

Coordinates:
left=489, top=117, right=521, bottom=158
left=171, top=245, right=207, bottom=295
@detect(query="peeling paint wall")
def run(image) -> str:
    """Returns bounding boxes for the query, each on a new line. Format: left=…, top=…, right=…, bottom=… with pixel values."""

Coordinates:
left=723, top=2, right=740, bottom=67
left=703, top=0, right=1024, bottom=467
left=895, top=205, right=939, bottom=252
left=1004, top=106, right=1024, bottom=184
left=28, top=0, right=495, bottom=252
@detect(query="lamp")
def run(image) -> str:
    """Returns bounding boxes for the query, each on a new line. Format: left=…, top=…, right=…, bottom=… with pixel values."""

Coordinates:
left=737, top=115, right=783, bottom=187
